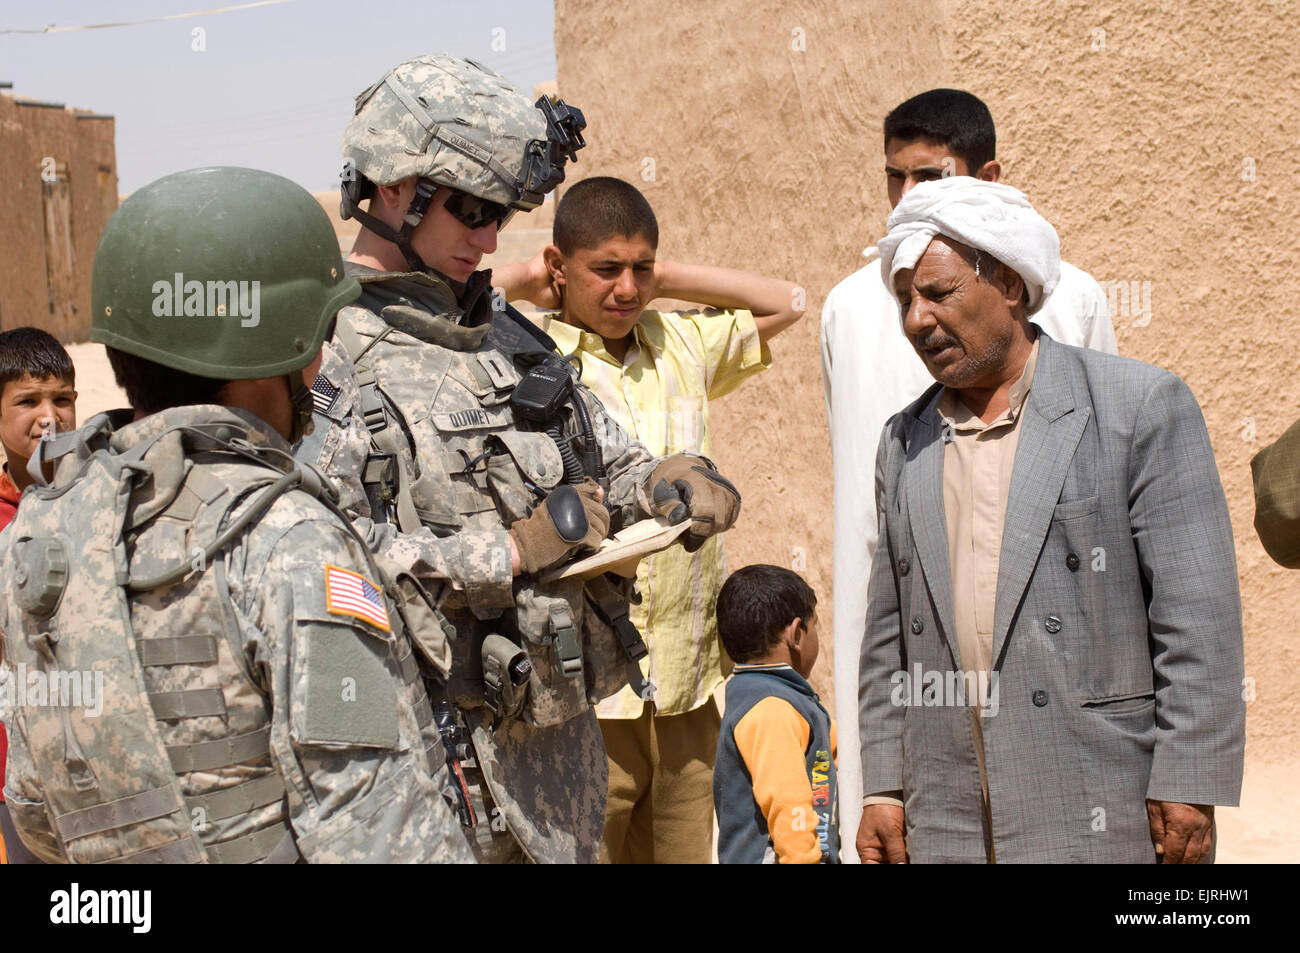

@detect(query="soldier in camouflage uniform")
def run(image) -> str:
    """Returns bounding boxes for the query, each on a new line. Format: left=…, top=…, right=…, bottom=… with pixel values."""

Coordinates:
left=297, top=55, right=743, bottom=862
left=0, top=167, right=473, bottom=864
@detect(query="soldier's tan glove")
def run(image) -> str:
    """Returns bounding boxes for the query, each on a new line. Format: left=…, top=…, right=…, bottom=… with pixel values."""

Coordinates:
left=645, top=454, right=742, bottom=553
left=509, top=478, right=610, bottom=574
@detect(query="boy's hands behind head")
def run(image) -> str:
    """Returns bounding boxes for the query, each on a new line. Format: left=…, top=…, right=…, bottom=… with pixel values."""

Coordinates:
left=491, top=249, right=562, bottom=311
left=525, top=248, right=564, bottom=310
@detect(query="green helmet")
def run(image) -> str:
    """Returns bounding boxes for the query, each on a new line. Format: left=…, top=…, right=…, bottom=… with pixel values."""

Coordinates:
left=92, top=166, right=360, bottom=380
left=339, top=54, right=585, bottom=271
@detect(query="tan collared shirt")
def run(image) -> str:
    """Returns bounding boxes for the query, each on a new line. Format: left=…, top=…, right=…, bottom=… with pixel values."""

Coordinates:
left=933, top=337, right=1039, bottom=859
left=863, top=338, right=1039, bottom=831
left=940, top=336, right=1041, bottom=683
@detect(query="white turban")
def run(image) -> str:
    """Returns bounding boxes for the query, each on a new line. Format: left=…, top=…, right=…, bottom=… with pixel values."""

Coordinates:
left=878, top=177, right=1061, bottom=310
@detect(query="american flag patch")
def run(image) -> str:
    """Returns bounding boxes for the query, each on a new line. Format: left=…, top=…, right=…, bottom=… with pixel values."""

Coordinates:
left=312, top=374, right=340, bottom=414
left=324, top=565, right=391, bottom=632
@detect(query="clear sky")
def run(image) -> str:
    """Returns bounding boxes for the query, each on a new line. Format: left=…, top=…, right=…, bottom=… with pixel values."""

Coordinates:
left=1, top=0, right=557, bottom=194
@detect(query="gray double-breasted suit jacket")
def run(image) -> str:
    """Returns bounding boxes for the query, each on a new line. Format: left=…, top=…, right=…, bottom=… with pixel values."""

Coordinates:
left=858, top=332, right=1246, bottom=863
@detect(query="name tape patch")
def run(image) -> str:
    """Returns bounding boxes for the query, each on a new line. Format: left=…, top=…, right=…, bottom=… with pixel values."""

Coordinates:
left=434, top=408, right=494, bottom=432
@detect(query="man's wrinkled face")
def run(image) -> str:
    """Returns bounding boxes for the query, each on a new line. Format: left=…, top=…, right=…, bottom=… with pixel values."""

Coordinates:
left=892, top=237, right=1021, bottom=390
left=554, top=233, right=658, bottom=344
left=884, top=138, right=971, bottom=209
left=0, top=373, right=77, bottom=467
left=406, top=183, right=500, bottom=283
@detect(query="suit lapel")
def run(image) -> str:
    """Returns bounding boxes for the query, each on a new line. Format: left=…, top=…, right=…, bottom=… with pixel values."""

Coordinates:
left=903, top=396, right=962, bottom=667
left=992, top=335, right=1090, bottom=666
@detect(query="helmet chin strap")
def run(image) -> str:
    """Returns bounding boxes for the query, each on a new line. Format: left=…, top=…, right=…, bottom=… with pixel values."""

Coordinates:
left=285, top=370, right=315, bottom=445
left=342, top=177, right=441, bottom=274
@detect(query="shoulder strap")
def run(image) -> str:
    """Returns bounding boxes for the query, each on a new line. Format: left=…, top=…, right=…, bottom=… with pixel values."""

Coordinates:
left=335, top=315, right=397, bottom=434
left=487, top=304, right=560, bottom=360
left=332, top=317, right=424, bottom=535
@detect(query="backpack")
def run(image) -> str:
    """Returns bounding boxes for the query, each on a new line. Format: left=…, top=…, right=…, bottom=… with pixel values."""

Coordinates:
left=0, top=412, right=323, bottom=863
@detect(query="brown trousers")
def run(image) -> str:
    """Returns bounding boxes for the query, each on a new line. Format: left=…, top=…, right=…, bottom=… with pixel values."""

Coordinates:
left=599, top=698, right=721, bottom=864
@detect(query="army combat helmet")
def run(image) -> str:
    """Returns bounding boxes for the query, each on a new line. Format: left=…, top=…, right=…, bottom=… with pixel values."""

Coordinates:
left=340, top=53, right=586, bottom=272
left=92, top=167, right=360, bottom=437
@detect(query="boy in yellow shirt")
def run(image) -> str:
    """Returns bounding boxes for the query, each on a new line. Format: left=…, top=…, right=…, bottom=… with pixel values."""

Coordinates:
left=714, top=564, right=838, bottom=864
left=496, top=177, right=804, bottom=863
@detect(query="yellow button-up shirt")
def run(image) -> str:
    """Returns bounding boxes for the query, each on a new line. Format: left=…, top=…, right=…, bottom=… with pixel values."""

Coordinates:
left=537, top=308, right=771, bottom=718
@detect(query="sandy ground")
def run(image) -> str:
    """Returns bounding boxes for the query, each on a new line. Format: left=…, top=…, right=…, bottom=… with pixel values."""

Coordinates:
left=1215, top=756, right=1300, bottom=863
left=63, top=212, right=1299, bottom=864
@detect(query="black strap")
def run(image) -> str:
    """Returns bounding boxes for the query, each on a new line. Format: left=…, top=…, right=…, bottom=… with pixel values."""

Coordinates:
left=487, top=302, right=560, bottom=358
left=585, top=575, right=654, bottom=701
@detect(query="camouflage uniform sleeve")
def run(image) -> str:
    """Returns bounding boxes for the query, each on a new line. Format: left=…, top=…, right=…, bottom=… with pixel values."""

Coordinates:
left=0, top=564, right=66, bottom=863
left=574, top=382, right=661, bottom=529
left=0, top=715, right=68, bottom=863
left=299, top=340, right=514, bottom=617
left=233, top=509, right=473, bottom=863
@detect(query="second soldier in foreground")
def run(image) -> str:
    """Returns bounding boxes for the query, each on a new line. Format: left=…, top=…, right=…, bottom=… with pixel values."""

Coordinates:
left=298, top=54, right=742, bottom=862
left=0, top=167, right=472, bottom=864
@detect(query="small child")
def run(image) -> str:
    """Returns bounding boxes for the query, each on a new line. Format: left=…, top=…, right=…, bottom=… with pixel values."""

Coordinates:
left=0, top=327, right=77, bottom=519
left=714, top=564, right=838, bottom=864
left=0, top=326, right=76, bottom=866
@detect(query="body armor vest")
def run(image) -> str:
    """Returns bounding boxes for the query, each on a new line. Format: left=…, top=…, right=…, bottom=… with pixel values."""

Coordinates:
left=332, top=302, right=640, bottom=728
left=0, top=411, right=432, bottom=863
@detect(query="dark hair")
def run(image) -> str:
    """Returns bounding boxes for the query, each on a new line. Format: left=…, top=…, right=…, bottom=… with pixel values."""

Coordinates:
left=716, top=564, right=817, bottom=663
left=553, top=176, right=659, bottom=255
left=105, top=347, right=225, bottom=415
left=883, top=89, right=996, bottom=172
left=0, top=327, right=75, bottom=392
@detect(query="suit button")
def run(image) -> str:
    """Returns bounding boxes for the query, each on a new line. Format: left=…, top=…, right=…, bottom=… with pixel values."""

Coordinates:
left=1045, top=615, right=1062, bottom=633
left=899, top=557, right=911, bottom=576
left=1032, top=689, right=1048, bottom=707
left=1066, top=553, right=1080, bottom=571
left=911, top=617, right=924, bottom=634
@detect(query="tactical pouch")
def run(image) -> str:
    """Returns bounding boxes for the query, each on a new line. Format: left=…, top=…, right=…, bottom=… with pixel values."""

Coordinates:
left=510, top=581, right=591, bottom=726
left=483, top=430, right=564, bottom=523
left=480, top=634, right=530, bottom=724
left=504, top=575, right=638, bottom=727
left=391, top=571, right=454, bottom=679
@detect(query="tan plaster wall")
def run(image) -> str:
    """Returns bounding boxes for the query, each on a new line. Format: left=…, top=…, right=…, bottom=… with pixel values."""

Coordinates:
left=555, top=0, right=1300, bottom=761
left=0, top=92, right=117, bottom=342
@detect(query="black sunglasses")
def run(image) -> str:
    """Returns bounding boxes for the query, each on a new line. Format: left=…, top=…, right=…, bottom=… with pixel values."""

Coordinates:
left=443, top=189, right=516, bottom=231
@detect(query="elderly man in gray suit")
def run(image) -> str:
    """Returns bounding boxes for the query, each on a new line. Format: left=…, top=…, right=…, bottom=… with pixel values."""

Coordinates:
left=855, top=177, right=1245, bottom=864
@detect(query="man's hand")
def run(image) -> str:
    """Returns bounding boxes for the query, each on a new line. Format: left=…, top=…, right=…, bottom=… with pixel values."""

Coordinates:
left=1146, top=800, right=1214, bottom=864
left=856, top=804, right=907, bottom=864
left=493, top=249, right=561, bottom=310
left=644, top=454, right=741, bottom=552
left=508, top=478, right=609, bottom=574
